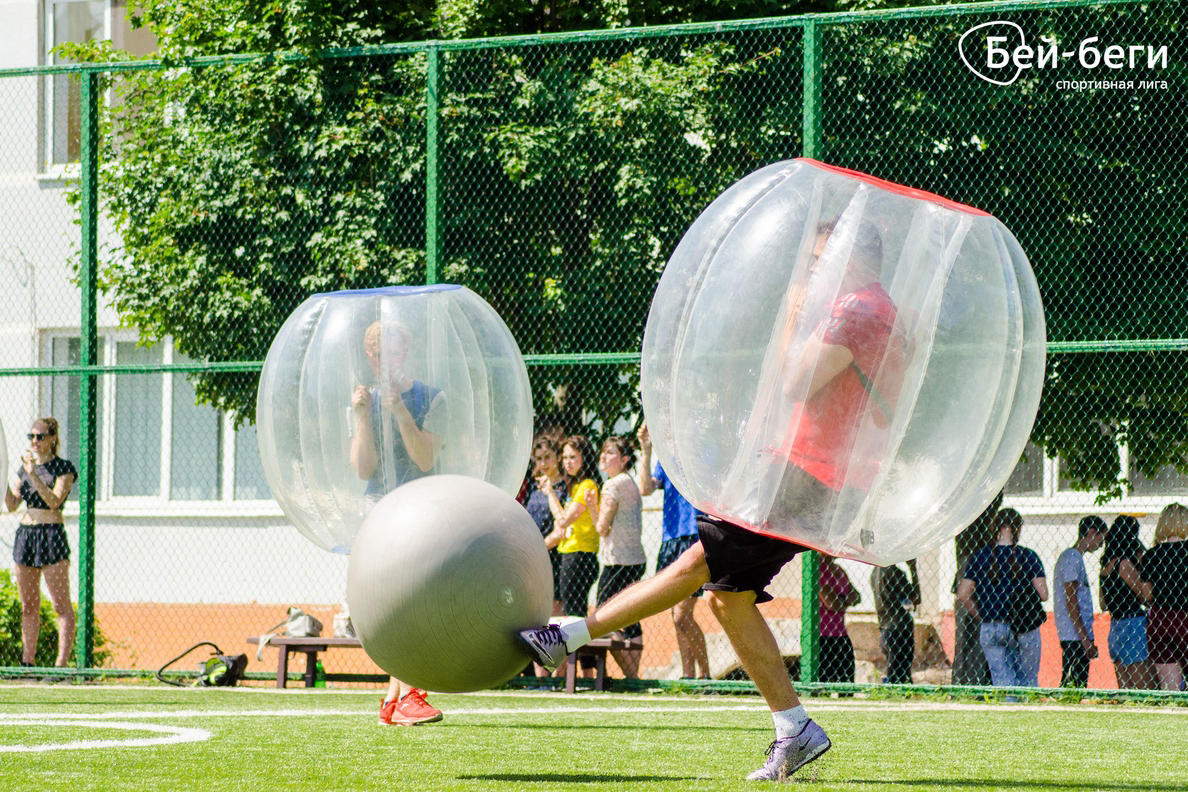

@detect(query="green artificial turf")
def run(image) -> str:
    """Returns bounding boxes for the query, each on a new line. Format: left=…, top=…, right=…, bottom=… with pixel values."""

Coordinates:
left=1, top=684, right=1185, bottom=791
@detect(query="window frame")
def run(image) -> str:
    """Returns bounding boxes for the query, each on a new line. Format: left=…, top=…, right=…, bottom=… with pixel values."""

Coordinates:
left=41, top=0, right=110, bottom=175
left=41, top=328, right=280, bottom=516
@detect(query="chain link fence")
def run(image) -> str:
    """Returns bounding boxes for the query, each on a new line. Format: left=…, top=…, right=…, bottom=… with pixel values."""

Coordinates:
left=1, top=0, right=1186, bottom=695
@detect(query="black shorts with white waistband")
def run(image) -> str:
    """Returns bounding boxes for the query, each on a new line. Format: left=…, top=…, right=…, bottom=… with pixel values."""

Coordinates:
left=12, top=523, right=71, bottom=568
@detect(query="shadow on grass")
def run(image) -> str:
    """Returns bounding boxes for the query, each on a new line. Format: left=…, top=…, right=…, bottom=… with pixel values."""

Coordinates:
left=460, top=774, right=697, bottom=784
left=848, top=781, right=1186, bottom=791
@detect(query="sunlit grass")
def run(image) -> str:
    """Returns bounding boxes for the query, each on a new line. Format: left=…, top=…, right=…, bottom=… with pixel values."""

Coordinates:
left=1, top=684, right=1186, bottom=790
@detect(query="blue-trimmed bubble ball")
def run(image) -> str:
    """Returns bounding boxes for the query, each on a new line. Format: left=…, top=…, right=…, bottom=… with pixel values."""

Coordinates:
left=256, top=285, right=533, bottom=554
left=640, top=159, right=1045, bottom=565
left=346, top=475, right=552, bottom=692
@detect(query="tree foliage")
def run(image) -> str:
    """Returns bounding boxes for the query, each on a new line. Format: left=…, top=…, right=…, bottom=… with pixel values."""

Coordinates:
left=65, top=1, right=1188, bottom=498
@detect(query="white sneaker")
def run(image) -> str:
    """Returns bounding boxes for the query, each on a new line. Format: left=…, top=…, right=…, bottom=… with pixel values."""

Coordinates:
left=746, top=719, right=831, bottom=781
left=516, top=625, right=569, bottom=671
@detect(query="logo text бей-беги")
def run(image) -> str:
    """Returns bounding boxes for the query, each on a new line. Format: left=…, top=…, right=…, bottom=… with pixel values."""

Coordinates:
left=958, top=20, right=1169, bottom=89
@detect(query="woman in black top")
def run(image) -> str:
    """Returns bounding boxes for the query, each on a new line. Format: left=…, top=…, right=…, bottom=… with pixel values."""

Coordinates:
left=4, top=417, right=77, bottom=667
left=1140, top=503, right=1188, bottom=691
left=1099, top=516, right=1153, bottom=689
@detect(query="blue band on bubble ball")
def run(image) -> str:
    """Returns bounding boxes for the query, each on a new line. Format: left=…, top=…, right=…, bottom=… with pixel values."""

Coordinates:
left=312, top=284, right=463, bottom=298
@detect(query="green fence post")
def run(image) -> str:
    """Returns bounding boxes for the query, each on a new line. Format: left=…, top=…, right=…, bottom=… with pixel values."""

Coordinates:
left=799, top=551, right=821, bottom=684
left=75, top=69, right=100, bottom=671
left=425, top=43, right=441, bottom=286
left=801, top=17, right=822, bottom=159
left=798, top=18, right=823, bottom=686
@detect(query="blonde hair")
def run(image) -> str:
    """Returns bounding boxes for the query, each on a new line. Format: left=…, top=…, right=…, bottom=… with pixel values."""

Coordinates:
left=1155, top=503, right=1188, bottom=543
left=364, top=320, right=410, bottom=358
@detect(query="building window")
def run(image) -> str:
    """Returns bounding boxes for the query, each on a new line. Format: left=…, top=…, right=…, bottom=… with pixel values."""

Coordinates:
left=43, top=0, right=156, bottom=169
left=46, top=332, right=271, bottom=504
left=44, top=0, right=107, bottom=167
left=112, top=340, right=163, bottom=496
left=49, top=335, right=106, bottom=466
left=1130, top=462, right=1188, bottom=495
left=1004, top=442, right=1044, bottom=496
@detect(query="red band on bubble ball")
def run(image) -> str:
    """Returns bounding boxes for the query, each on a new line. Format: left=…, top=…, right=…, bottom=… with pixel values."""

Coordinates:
left=797, top=158, right=992, bottom=217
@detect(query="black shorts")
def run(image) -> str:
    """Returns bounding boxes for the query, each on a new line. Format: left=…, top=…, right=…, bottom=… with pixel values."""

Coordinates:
left=697, top=515, right=808, bottom=604
left=549, top=547, right=563, bottom=601
left=559, top=551, right=599, bottom=618
left=597, top=564, right=645, bottom=640
left=13, top=523, right=71, bottom=568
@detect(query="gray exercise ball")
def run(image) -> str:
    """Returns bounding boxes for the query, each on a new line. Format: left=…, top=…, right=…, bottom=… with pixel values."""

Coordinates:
left=346, top=474, right=552, bottom=692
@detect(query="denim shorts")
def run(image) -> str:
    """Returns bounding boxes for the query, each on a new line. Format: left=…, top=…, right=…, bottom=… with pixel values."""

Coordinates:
left=1108, top=614, right=1148, bottom=665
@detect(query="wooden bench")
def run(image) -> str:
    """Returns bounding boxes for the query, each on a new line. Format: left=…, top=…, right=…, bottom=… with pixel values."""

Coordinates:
left=247, top=636, right=364, bottom=688
left=563, top=636, right=641, bottom=694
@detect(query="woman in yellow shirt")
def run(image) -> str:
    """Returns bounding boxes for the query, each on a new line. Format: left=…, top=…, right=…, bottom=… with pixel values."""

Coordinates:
left=541, top=435, right=601, bottom=617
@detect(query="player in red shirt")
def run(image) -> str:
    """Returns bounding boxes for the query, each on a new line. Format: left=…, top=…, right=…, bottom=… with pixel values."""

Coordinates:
left=519, top=219, right=904, bottom=781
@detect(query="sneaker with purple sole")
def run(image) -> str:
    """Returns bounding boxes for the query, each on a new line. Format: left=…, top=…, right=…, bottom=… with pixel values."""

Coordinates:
left=746, top=719, right=831, bottom=782
left=516, top=625, right=569, bottom=671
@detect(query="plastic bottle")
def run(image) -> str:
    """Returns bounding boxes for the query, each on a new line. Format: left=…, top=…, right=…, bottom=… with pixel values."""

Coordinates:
left=314, top=660, right=326, bottom=688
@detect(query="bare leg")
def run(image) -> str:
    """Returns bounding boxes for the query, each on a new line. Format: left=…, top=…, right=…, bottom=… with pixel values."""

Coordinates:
left=1116, top=660, right=1154, bottom=690
left=706, top=589, right=799, bottom=712
left=610, top=647, right=641, bottom=679
left=1113, top=661, right=1131, bottom=689
left=41, top=561, right=74, bottom=667
left=585, top=543, right=710, bottom=640
left=14, top=564, right=42, bottom=665
left=1136, top=660, right=1156, bottom=690
left=672, top=596, right=710, bottom=678
left=386, top=677, right=405, bottom=702
left=1156, top=662, right=1184, bottom=692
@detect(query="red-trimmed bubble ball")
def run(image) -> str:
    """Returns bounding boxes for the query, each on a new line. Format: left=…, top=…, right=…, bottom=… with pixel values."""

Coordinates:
left=640, top=159, right=1045, bottom=565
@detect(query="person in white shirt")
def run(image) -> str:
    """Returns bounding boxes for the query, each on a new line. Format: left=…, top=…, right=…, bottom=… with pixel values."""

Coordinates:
left=1054, top=515, right=1107, bottom=687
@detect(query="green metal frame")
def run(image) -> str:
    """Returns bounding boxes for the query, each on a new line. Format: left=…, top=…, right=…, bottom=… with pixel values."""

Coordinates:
left=1, top=0, right=1176, bottom=692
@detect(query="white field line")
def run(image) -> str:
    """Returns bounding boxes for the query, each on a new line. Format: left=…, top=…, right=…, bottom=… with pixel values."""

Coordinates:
left=0, top=718, right=210, bottom=753
left=4, top=700, right=1187, bottom=754
left=2, top=701, right=1188, bottom=722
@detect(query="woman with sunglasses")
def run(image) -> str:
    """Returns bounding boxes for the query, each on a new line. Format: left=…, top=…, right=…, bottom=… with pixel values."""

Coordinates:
left=4, top=417, right=77, bottom=667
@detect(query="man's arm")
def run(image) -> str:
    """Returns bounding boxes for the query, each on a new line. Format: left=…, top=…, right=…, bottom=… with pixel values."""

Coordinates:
left=389, top=393, right=442, bottom=473
left=350, top=386, right=378, bottom=480
left=636, top=424, right=659, bottom=497
left=906, top=559, right=922, bottom=607
left=783, top=336, right=854, bottom=403
left=1064, top=578, right=1098, bottom=659
left=956, top=578, right=979, bottom=621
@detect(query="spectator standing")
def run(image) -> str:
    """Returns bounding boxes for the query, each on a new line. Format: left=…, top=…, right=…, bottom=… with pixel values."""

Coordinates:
left=5, top=417, right=77, bottom=668
left=637, top=422, right=711, bottom=680
left=595, top=436, right=647, bottom=678
left=951, top=493, right=1003, bottom=686
left=543, top=435, right=601, bottom=619
left=1139, top=503, right=1188, bottom=691
left=524, top=435, right=568, bottom=618
left=1100, top=515, right=1153, bottom=689
left=957, top=508, right=1048, bottom=687
left=871, top=559, right=920, bottom=684
left=818, top=555, right=860, bottom=684
left=1054, top=516, right=1107, bottom=687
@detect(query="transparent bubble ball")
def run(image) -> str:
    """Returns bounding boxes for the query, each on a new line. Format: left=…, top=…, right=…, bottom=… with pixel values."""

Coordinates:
left=257, top=285, right=533, bottom=554
left=640, top=159, right=1045, bottom=565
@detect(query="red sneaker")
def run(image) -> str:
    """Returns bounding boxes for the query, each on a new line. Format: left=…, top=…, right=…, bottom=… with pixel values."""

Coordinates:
left=379, top=689, right=443, bottom=725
